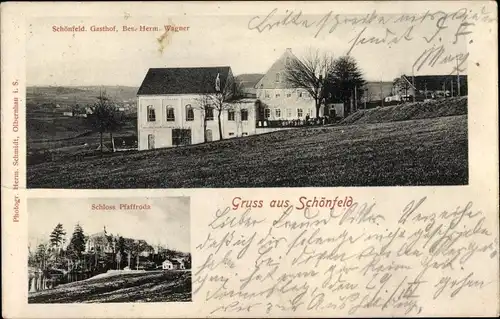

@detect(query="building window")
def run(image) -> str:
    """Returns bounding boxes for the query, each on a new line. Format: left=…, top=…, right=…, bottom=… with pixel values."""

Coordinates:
left=275, top=109, right=281, bottom=118
left=228, top=109, right=235, bottom=121
left=265, top=91, right=270, bottom=98
left=241, top=109, right=248, bottom=121
left=166, top=107, right=175, bottom=121
left=264, top=108, right=271, bottom=119
left=242, top=132, right=248, bottom=136
left=186, top=104, right=194, bottom=121
left=286, top=92, right=292, bottom=98
left=297, top=108, right=303, bottom=118
left=147, top=105, right=156, bottom=122
left=299, top=91, right=303, bottom=98
left=286, top=108, right=292, bottom=118
left=276, top=73, right=280, bottom=83
left=228, top=132, right=235, bottom=137
left=205, top=106, right=214, bottom=121
left=275, top=92, right=281, bottom=98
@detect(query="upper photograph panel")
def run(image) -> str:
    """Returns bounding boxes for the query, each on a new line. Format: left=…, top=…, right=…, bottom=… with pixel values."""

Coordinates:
left=26, top=10, right=474, bottom=188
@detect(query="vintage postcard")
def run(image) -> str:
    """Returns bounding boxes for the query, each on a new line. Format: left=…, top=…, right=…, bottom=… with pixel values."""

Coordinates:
left=1, top=1, right=499, bottom=318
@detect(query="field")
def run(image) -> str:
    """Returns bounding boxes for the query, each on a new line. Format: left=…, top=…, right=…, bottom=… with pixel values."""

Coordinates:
left=342, top=96, right=467, bottom=125
left=27, top=86, right=138, bottom=107
left=27, top=112, right=137, bottom=149
left=27, top=85, right=139, bottom=160
left=28, top=270, right=191, bottom=303
left=27, top=114, right=468, bottom=188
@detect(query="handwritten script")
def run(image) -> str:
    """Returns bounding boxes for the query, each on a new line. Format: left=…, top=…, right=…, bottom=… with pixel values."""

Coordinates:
left=248, top=7, right=496, bottom=74
left=194, top=197, right=498, bottom=316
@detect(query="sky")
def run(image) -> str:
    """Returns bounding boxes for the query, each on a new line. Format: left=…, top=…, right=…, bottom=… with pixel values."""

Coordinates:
left=28, top=197, right=191, bottom=253
left=27, top=12, right=469, bottom=86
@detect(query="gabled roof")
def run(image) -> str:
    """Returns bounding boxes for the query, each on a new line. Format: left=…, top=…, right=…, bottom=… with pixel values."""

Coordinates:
left=163, top=258, right=183, bottom=265
left=401, top=75, right=417, bottom=90
left=255, top=49, right=301, bottom=89
left=88, top=231, right=109, bottom=239
left=137, top=67, right=232, bottom=95
left=401, top=74, right=468, bottom=91
left=236, top=74, right=264, bottom=88
left=236, top=73, right=263, bottom=95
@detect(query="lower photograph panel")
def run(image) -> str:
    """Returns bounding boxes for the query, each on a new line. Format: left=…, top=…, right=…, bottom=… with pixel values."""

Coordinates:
left=27, top=197, right=192, bottom=303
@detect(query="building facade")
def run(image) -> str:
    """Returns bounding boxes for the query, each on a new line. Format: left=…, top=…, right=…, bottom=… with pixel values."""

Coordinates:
left=85, top=230, right=115, bottom=253
left=137, top=67, right=257, bottom=151
left=254, top=48, right=324, bottom=123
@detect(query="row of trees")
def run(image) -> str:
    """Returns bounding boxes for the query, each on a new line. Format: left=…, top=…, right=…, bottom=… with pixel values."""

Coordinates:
left=29, top=223, right=189, bottom=274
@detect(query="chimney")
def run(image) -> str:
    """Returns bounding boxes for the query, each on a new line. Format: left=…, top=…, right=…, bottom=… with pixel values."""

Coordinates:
left=286, top=48, right=292, bottom=53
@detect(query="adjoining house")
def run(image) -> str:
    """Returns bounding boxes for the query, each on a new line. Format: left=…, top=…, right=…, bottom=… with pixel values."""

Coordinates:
left=136, top=67, right=256, bottom=150
left=254, top=48, right=323, bottom=125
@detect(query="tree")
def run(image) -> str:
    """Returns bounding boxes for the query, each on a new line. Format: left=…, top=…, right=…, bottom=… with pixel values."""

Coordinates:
left=117, top=236, right=125, bottom=255
left=49, top=223, right=66, bottom=251
left=194, top=92, right=213, bottom=143
left=196, top=73, right=244, bottom=141
left=211, top=76, right=244, bottom=140
left=89, top=91, right=122, bottom=156
left=67, top=223, right=86, bottom=259
left=184, top=254, right=192, bottom=270
left=35, top=243, right=50, bottom=270
left=284, top=49, right=335, bottom=119
left=327, top=55, right=366, bottom=115
left=116, top=251, right=122, bottom=270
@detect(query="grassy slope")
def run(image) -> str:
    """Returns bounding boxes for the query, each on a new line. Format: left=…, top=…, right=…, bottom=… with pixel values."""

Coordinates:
left=28, top=115, right=468, bottom=188
left=27, top=115, right=93, bottom=142
left=342, top=96, right=467, bottom=125
left=28, top=271, right=191, bottom=303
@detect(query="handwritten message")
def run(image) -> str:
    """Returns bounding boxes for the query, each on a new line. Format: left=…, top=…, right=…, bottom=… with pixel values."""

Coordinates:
left=194, top=197, right=498, bottom=316
left=248, top=7, right=496, bottom=74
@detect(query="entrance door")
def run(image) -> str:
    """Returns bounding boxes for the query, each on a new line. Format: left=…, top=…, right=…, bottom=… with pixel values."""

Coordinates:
left=172, top=129, right=192, bottom=146
left=148, top=134, right=155, bottom=149
left=205, top=129, right=213, bottom=142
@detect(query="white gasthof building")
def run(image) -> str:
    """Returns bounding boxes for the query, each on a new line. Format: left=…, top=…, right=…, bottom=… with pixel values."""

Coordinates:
left=136, top=66, right=256, bottom=150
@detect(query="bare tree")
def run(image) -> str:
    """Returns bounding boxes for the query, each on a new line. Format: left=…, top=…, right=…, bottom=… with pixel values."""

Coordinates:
left=209, top=74, right=244, bottom=140
left=284, top=49, right=335, bottom=119
left=194, top=93, right=213, bottom=143
left=195, top=74, right=244, bottom=141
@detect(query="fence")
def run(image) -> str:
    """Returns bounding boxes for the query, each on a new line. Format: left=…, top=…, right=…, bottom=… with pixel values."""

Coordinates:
left=256, top=117, right=338, bottom=128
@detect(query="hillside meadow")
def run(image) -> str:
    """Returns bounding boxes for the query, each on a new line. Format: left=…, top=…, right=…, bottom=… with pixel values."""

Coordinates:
left=28, top=270, right=191, bottom=303
left=27, top=114, right=468, bottom=188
